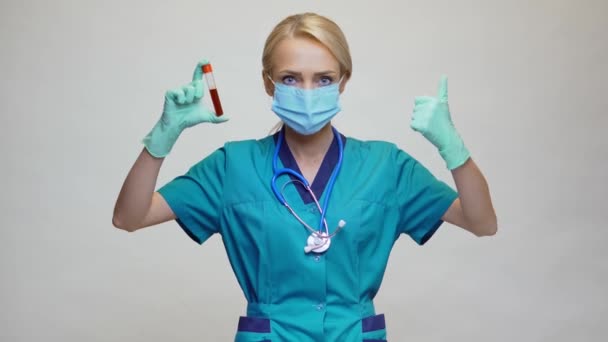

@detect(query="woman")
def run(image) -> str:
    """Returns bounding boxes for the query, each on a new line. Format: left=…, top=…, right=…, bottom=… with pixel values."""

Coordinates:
left=113, top=12, right=497, bottom=341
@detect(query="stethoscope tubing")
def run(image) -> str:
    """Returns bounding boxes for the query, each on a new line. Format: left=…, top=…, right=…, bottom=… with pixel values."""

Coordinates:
left=271, top=127, right=344, bottom=234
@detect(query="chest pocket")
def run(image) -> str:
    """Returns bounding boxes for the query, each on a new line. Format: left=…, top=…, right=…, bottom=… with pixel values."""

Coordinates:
left=339, top=199, right=395, bottom=265
left=346, top=200, right=392, bottom=249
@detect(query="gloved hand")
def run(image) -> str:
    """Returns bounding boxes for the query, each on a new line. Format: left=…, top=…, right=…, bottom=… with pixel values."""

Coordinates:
left=410, top=75, right=470, bottom=170
left=142, top=59, right=229, bottom=158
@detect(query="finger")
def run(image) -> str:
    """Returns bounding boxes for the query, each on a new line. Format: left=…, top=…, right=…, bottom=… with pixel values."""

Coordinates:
left=183, top=85, right=196, bottom=103
left=192, top=80, right=204, bottom=99
left=412, top=106, right=423, bottom=119
left=415, top=96, right=434, bottom=106
left=409, top=111, right=418, bottom=124
left=410, top=118, right=422, bottom=132
left=166, top=89, right=185, bottom=104
left=171, top=88, right=186, bottom=104
left=192, top=58, right=210, bottom=81
left=412, top=104, right=421, bottom=117
left=211, top=115, right=230, bottom=124
left=437, top=74, right=448, bottom=102
left=165, top=89, right=175, bottom=101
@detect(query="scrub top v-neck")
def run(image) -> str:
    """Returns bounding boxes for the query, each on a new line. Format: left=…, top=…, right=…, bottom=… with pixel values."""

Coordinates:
left=272, top=130, right=346, bottom=205
left=158, top=130, right=458, bottom=341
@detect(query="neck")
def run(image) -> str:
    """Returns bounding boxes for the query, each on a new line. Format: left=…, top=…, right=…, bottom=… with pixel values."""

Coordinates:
left=284, top=124, right=334, bottom=161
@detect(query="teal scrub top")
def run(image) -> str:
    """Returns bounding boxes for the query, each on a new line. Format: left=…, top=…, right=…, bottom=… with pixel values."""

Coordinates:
left=158, top=131, right=458, bottom=341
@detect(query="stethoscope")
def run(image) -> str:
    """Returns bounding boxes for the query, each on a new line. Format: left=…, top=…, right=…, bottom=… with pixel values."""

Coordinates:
left=271, top=127, right=347, bottom=254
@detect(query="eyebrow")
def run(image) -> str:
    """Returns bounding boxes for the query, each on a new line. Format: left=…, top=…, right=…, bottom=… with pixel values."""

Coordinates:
left=277, top=70, right=338, bottom=76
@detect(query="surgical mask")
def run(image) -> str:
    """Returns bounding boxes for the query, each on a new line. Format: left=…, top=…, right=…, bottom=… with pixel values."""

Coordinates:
left=269, top=78, right=342, bottom=135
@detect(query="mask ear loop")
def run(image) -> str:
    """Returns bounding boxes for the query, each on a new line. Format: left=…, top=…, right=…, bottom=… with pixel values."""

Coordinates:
left=266, top=74, right=277, bottom=92
left=266, top=74, right=277, bottom=100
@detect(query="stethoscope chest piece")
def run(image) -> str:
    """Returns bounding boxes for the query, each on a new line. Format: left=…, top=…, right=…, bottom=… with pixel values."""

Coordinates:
left=304, top=232, right=331, bottom=254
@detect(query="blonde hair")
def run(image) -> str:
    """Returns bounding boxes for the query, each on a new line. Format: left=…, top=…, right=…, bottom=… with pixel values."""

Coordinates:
left=262, top=12, right=352, bottom=80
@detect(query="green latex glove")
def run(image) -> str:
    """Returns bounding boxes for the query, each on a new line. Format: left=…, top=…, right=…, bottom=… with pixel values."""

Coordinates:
left=142, top=59, right=229, bottom=158
left=410, top=75, right=470, bottom=170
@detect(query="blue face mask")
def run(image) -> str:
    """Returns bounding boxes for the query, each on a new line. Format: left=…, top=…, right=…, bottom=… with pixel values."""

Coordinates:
left=270, top=79, right=342, bottom=135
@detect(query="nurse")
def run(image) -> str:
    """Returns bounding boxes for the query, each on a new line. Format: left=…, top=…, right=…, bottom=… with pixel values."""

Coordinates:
left=113, top=12, right=497, bottom=341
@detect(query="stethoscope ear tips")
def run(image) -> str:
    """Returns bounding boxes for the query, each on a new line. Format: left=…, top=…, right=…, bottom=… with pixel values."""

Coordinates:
left=338, top=220, right=346, bottom=228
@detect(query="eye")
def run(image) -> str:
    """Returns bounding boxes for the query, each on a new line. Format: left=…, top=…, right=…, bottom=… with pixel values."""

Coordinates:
left=318, top=76, right=334, bottom=87
left=281, top=75, right=297, bottom=86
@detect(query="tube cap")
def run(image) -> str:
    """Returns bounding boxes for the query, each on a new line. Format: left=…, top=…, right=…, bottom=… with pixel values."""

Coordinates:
left=202, top=63, right=213, bottom=73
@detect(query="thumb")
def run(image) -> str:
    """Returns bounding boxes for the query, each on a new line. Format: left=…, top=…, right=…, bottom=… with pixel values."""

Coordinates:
left=437, top=74, right=448, bottom=102
left=210, top=114, right=230, bottom=124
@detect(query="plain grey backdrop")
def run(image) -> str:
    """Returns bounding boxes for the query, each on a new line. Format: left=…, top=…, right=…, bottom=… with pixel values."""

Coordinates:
left=2, top=0, right=607, bottom=341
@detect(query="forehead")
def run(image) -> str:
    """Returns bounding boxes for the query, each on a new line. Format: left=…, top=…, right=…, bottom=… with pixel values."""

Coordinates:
left=272, top=36, right=340, bottom=73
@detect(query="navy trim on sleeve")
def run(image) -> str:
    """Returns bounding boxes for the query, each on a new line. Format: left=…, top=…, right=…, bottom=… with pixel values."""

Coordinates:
left=417, top=193, right=458, bottom=245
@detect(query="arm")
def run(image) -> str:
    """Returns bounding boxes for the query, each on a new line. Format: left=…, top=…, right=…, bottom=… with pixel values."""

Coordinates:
left=112, top=59, right=228, bottom=232
left=411, top=76, right=497, bottom=237
left=441, top=158, right=497, bottom=236
left=112, top=148, right=175, bottom=232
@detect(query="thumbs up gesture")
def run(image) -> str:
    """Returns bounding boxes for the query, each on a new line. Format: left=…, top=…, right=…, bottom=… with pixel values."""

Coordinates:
left=410, top=75, right=470, bottom=170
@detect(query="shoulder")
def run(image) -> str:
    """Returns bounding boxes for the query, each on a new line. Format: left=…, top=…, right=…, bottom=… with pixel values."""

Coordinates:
left=185, top=136, right=274, bottom=173
left=221, top=135, right=276, bottom=173
left=344, top=136, right=409, bottom=160
left=223, top=136, right=274, bottom=151
left=223, top=135, right=274, bottom=155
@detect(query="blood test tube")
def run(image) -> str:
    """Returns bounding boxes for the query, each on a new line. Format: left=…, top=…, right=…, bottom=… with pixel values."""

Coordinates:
left=201, top=63, right=224, bottom=116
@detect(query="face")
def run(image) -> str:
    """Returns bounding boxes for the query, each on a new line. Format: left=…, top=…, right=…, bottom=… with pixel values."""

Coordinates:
left=264, top=36, right=348, bottom=96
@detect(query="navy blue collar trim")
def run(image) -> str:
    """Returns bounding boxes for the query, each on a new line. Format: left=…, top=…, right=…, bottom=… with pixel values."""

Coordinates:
left=273, top=129, right=347, bottom=204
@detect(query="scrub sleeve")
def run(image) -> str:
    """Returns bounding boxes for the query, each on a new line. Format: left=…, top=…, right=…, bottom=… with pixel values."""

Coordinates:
left=392, top=146, right=458, bottom=244
left=157, top=148, right=225, bottom=244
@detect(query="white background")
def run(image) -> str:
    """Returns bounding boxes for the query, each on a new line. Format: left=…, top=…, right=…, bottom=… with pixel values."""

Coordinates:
left=1, top=0, right=607, bottom=340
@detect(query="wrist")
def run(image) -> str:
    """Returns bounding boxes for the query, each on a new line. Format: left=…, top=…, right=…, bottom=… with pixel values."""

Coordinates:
left=141, top=119, right=182, bottom=158
left=438, top=134, right=470, bottom=170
